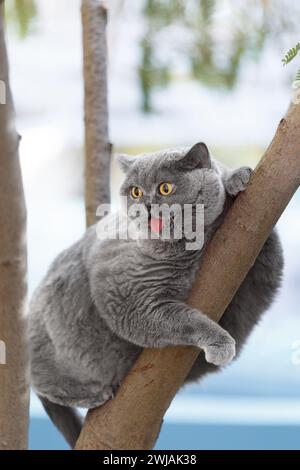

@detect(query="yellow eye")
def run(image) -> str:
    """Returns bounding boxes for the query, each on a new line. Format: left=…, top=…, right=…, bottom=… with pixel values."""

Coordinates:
left=159, top=182, right=173, bottom=196
left=131, top=186, right=143, bottom=199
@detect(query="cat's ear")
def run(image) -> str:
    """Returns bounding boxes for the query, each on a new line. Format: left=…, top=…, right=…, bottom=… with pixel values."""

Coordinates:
left=176, top=142, right=211, bottom=171
left=116, top=154, right=136, bottom=173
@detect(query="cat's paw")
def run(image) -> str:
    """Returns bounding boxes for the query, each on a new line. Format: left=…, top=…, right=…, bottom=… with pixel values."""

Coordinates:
left=204, top=334, right=236, bottom=366
left=225, top=167, right=252, bottom=196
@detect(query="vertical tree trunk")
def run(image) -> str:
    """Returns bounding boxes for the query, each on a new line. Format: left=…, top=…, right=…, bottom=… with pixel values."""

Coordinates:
left=81, top=0, right=111, bottom=227
left=0, top=0, right=29, bottom=450
left=76, top=102, right=300, bottom=450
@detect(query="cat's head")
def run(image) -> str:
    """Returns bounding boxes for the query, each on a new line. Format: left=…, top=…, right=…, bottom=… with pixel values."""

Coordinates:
left=117, top=143, right=226, bottom=243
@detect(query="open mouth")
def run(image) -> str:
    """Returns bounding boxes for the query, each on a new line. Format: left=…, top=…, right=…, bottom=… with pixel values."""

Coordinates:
left=148, top=215, right=164, bottom=234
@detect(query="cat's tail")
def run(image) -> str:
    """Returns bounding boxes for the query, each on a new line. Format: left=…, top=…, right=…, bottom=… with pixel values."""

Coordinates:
left=38, top=394, right=83, bottom=449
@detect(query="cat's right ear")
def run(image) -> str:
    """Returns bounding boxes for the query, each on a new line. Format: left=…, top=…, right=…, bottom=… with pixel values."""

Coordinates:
left=116, top=154, right=136, bottom=173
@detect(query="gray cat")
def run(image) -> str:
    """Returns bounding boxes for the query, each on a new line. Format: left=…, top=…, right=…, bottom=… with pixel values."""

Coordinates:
left=28, top=143, right=283, bottom=448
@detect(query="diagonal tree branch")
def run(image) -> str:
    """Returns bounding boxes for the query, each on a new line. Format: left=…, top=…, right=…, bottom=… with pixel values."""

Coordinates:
left=76, top=101, right=300, bottom=450
left=0, top=0, right=29, bottom=450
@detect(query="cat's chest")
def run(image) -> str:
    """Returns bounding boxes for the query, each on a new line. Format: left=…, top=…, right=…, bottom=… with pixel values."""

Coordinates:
left=100, top=240, right=202, bottom=300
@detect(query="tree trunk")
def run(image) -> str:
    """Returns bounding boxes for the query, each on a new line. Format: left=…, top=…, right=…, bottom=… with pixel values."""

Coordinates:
left=0, top=0, right=29, bottom=450
left=81, top=0, right=111, bottom=227
left=76, top=102, right=300, bottom=449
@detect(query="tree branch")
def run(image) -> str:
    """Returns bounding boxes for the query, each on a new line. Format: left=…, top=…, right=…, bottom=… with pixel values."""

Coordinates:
left=0, top=1, right=29, bottom=450
left=76, top=102, right=300, bottom=450
left=81, top=0, right=111, bottom=227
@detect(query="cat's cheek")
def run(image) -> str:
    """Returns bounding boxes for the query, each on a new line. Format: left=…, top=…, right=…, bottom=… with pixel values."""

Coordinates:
left=217, top=183, right=226, bottom=213
left=203, top=183, right=225, bottom=226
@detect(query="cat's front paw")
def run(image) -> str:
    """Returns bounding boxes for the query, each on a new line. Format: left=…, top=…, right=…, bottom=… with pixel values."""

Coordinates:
left=204, top=334, right=236, bottom=366
left=225, top=167, right=252, bottom=196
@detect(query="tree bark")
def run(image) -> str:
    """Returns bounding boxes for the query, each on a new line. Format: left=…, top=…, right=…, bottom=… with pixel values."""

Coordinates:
left=76, top=101, right=300, bottom=450
left=81, top=0, right=111, bottom=227
left=0, top=0, right=29, bottom=450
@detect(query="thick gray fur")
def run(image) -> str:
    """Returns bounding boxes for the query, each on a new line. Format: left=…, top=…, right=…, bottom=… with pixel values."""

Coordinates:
left=28, top=143, right=283, bottom=446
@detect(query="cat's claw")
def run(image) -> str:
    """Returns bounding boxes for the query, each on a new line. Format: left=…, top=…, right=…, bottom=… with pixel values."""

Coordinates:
left=204, top=335, right=236, bottom=366
left=225, top=167, right=252, bottom=196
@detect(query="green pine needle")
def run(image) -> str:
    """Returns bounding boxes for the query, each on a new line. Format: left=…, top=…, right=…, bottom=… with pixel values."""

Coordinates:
left=282, top=43, right=300, bottom=65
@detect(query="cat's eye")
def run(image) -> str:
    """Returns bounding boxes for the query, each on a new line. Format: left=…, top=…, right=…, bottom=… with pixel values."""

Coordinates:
left=159, top=182, right=173, bottom=196
left=131, top=186, right=143, bottom=199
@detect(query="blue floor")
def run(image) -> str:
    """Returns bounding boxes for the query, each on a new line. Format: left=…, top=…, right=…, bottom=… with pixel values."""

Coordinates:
left=29, top=418, right=300, bottom=450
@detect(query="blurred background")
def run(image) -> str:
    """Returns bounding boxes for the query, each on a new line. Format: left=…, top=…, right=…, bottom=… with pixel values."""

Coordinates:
left=5, top=0, right=300, bottom=449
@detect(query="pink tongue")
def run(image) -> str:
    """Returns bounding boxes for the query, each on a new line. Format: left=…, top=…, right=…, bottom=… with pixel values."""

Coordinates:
left=150, top=217, right=163, bottom=233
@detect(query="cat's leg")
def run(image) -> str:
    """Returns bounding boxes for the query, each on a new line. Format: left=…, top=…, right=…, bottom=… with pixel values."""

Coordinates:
left=185, top=228, right=283, bottom=383
left=99, top=297, right=236, bottom=366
